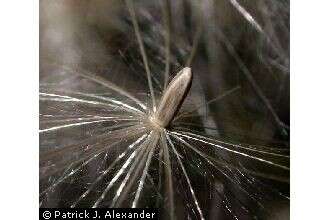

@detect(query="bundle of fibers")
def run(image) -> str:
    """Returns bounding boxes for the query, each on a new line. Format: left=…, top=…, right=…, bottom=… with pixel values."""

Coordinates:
left=40, top=0, right=289, bottom=219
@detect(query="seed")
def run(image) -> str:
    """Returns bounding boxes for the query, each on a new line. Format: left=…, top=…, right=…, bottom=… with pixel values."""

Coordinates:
left=150, top=67, right=192, bottom=129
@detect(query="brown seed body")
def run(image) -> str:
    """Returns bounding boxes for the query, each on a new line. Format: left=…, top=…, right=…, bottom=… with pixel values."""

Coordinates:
left=151, top=67, right=192, bottom=128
